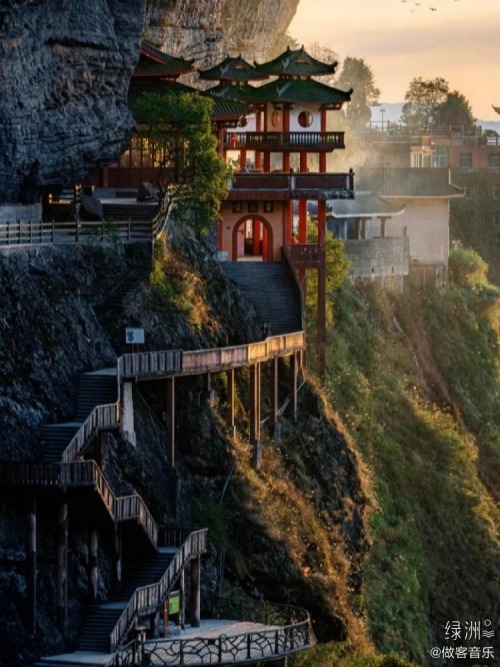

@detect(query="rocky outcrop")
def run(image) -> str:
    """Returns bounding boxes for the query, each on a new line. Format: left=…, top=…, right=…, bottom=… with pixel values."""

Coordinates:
left=143, top=0, right=300, bottom=68
left=0, top=0, right=145, bottom=204
left=0, top=0, right=300, bottom=204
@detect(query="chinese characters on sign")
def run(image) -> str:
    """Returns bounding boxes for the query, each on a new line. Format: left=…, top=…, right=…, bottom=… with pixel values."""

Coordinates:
left=430, top=619, right=496, bottom=661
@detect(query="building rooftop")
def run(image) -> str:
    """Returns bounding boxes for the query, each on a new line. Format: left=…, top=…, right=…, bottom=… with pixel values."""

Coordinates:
left=357, top=168, right=464, bottom=198
left=245, top=78, right=351, bottom=107
left=327, top=192, right=405, bottom=218
left=199, top=55, right=268, bottom=82
left=135, top=42, right=194, bottom=78
left=254, top=46, right=337, bottom=78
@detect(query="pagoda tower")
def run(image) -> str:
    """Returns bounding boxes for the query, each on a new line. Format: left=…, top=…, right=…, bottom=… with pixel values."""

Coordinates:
left=210, top=46, right=353, bottom=375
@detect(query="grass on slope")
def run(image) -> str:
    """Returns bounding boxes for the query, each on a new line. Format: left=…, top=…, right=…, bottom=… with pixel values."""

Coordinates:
left=323, top=282, right=500, bottom=664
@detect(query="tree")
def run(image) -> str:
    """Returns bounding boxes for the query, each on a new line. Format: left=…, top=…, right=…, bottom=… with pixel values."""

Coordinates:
left=401, top=76, right=449, bottom=130
left=135, top=92, right=232, bottom=235
left=435, top=91, right=475, bottom=131
left=335, top=57, right=380, bottom=128
left=307, top=42, right=339, bottom=87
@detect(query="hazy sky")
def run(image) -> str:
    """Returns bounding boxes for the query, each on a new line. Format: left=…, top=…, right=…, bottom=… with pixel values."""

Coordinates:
left=288, top=0, right=500, bottom=120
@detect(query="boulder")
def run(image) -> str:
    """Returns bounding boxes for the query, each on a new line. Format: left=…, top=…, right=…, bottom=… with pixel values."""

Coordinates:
left=80, top=195, right=104, bottom=221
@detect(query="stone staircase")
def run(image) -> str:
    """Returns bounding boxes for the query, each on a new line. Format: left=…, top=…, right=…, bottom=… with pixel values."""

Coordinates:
left=41, top=370, right=117, bottom=462
left=78, top=548, right=176, bottom=652
left=221, top=261, right=302, bottom=335
left=75, top=370, right=117, bottom=421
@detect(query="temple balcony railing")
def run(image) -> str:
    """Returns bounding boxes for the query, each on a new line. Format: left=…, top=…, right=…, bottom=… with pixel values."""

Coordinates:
left=227, top=171, right=354, bottom=201
left=224, top=130, right=345, bottom=151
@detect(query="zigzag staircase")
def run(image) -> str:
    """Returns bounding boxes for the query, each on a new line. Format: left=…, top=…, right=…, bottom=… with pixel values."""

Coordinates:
left=4, top=363, right=208, bottom=656
left=40, top=369, right=118, bottom=462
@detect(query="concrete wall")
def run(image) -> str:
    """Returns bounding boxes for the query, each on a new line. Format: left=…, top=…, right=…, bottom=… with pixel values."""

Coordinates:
left=384, top=198, right=449, bottom=265
left=345, top=236, right=410, bottom=279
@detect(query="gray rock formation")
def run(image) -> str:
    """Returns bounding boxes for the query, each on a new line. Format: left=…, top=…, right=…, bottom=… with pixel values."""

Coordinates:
left=0, top=0, right=145, bottom=204
left=0, top=0, right=300, bottom=204
left=143, top=0, right=300, bottom=68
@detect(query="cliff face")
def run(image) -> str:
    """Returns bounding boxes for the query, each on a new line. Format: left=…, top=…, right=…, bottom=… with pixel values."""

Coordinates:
left=0, top=0, right=145, bottom=204
left=0, top=0, right=299, bottom=205
left=143, top=0, right=300, bottom=68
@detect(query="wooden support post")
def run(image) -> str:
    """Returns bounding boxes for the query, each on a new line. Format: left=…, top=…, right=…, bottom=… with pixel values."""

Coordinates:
left=88, top=529, right=98, bottom=602
left=283, top=200, right=293, bottom=246
left=202, top=372, right=213, bottom=406
left=162, top=599, right=169, bottom=638
left=26, top=493, right=37, bottom=635
left=250, top=363, right=262, bottom=468
left=270, top=357, right=280, bottom=439
left=226, top=369, right=236, bottom=437
left=151, top=609, right=160, bottom=638
left=282, top=108, right=290, bottom=173
left=166, top=377, right=175, bottom=467
left=112, top=526, right=122, bottom=594
left=251, top=219, right=258, bottom=256
left=319, top=107, right=327, bottom=173
left=189, top=556, right=201, bottom=628
left=57, top=495, right=68, bottom=634
left=317, top=200, right=327, bottom=379
left=179, top=568, right=185, bottom=630
left=289, top=352, right=298, bottom=422
left=298, top=200, right=307, bottom=243
left=239, top=148, right=247, bottom=170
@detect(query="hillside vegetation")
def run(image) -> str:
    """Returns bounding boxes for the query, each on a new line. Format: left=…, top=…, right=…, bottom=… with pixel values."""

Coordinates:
left=298, top=263, right=499, bottom=664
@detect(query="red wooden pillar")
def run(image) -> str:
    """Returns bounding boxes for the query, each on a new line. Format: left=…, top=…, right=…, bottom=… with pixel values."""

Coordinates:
left=57, top=494, right=68, bottom=634
left=319, top=107, right=327, bottom=173
left=252, top=219, right=261, bottom=255
left=239, top=148, right=247, bottom=170
left=298, top=152, right=308, bottom=243
left=282, top=106, right=291, bottom=172
left=262, top=225, right=269, bottom=261
left=165, top=377, right=175, bottom=467
left=255, top=111, right=263, bottom=170
left=283, top=200, right=293, bottom=246
left=317, top=200, right=327, bottom=379
left=263, top=151, right=271, bottom=172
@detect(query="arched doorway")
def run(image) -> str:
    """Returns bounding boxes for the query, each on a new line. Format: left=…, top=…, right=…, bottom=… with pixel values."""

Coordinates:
left=231, top=215, right=274, bottom=261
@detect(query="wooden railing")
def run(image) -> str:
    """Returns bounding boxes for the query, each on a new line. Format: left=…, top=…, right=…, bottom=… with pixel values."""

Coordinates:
left=115, top=599, right=315, bottom=665
left=110, top=529, right=208, bottom=652
left=283, top=243, right=320, bottom=269
left=0, top=218, right=155, bottom=248
left=65, top=461, right=158, bottom=546
left=229, top=171, right=354, bottom=200
left=224, top=130, right=345, bottom=150
left=62, top=403, right=120, bottom=463
left=0, top=460, right=158, bottom=546
left=56, top=332, right=304, bottom=463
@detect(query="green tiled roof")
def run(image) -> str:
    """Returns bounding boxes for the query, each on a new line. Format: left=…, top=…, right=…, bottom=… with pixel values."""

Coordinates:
left=128, top=79, right=248, bottom=120
left=205, top=82, right=258, bottom=103
left=135, top=42, right=194, bottom=77
left=358, top=168, right=464, bottom=198
left=245, top=78, right=351, bottom=106
left=254, top=46, right=337, bottom=77
left=199, top=55, right=268, bottom=82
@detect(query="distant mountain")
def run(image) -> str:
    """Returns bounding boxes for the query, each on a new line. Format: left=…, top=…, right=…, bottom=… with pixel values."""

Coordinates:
left=369, top=103, right=500, bottom=134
